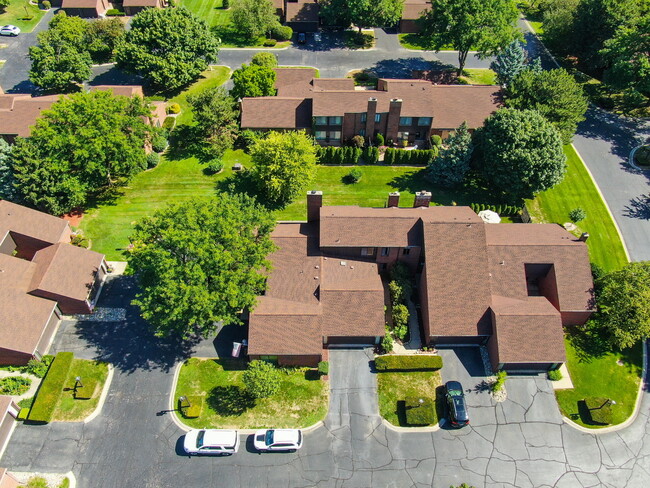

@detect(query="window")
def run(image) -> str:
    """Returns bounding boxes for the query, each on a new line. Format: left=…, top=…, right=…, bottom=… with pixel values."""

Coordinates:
left=397, top=131, right=409, bottom=141
left=381, top=247, right=390, bottom=256
left=314, top=116, right=328, bottom=125
left=418, top=117, right=432, bottom=126
left=361, top=247, right=375, bottom=256
left=329, top=116, right=342, bottom=125
left=399, top=117, right=413, bottom=126
left=359, top=129, right=366, bottom=137
left=360, top=113, right=367, bottom=123
left=403, top=248, right=411, bottom=255
left=315, top=131, right=327, bottom=140
left=330, top=131, right=341, bottom=140
left=375, top=113, right=382, bottom=123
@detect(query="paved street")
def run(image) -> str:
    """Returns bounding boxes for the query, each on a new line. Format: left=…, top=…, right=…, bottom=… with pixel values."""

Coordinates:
left=2, top=276, right=649, bottom=487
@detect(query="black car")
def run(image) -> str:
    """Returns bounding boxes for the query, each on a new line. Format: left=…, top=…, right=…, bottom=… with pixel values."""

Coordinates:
left=445, top=381, right=469, bottom=428
left=297, top=32, right=306, bottom=44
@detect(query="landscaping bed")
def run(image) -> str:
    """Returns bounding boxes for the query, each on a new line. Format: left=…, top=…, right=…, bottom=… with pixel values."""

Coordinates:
left=174, top=358, right=328, bottom=429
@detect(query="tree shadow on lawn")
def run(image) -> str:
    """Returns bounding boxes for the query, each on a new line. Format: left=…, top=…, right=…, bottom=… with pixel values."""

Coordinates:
left=165, top=125, right=205, bottom=162
left=565, top=321, right=613, bottom=362
left=206, top=385, right=255, bottom=416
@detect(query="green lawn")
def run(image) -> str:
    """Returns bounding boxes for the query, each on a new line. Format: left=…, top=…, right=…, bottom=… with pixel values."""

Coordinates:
left=0, top=0, right=46, bottom=33
left=180, top=0, right=232, bottom=27
left=168, top=67, right=231, bottom=126
left=459, top=69, right=497, bottom=85
left=51, top=359, right=109, bottom=422
left=555, top=337, right=643, bottom=428
left=526, top=145, right=628, bottom=273
left=398, top=33, right=469, bottom=51
left=175, top=358, right=328, bottom=429
left=377, top=369, right=443, bottom=426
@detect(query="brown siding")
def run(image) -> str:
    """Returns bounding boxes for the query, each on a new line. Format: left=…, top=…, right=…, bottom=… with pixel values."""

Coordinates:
left=502, top=362, right=555, bottom=372
left=0, top=348, right=31, bottom=366
left=0, top=233, right=16, bottom=256
left=418, top=262, right=431, bottom=343
left=287, top=21, right=319, bottom=33
left=431, top=335, right=486, bottom=345
left=342, top=114, right=356, bottom=142
left=487, top=325, right=500, bottom=373
left=326, top=336, right=377, bottom=345
left=10, top=233, right=52, bottom=260
left=34, top=307, right=61, bottom=358
left=278, top=355, right=321, bottom=367
left=29, top=290, right=91, bottom=315
left=561, top=311, right=592, bottom=326
left=399, top=19, right=421, bottom=33
left=538, top=266, right=560, bottom=310
left=0, top=411, right=16, bottom=457
left=0, top=469, right=21, bottom=488
left=386, top=100, right=402, bottom=141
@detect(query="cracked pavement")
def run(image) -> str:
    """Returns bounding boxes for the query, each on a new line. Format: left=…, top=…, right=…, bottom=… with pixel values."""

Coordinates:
left=2, top=276, right=649, bottom=487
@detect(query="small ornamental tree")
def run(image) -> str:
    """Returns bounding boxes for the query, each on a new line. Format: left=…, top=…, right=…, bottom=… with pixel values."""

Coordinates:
left=251, top=52, right=278, bottom=68
left=479, top=108, right=566, bottom=200
left=490, top=41, right=527, bottom=86
left=128, top=195, right=276, bottom=338
left=249, top=131, right=317, bottom=206
left=243, top=360, right=282, bottom=399
left=427, top=122, right=473, bottom=187
left=231, top=0, right=278, bottom=39
left=230, top=64, right=276, bottom=99
left=595, top=262, right=650, bottom=350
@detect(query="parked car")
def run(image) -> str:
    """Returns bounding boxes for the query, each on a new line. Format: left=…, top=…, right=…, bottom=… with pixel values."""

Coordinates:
left=313, top=32, right=321, bottom=42
left=253, top=429, right=303, bottom=452
left=297, top=32, right=306, bottom=44
left=444, top=381, right=469, bottom=428
left=183, top=429, right=240, bottom=455
left=0, top=25, right=21, bottom=37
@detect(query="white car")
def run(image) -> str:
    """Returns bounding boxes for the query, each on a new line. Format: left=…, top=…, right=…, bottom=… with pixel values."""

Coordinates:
left=253, top=429, right=303, bottom=452
left=183, top=429, right=239, bottom=455
left=0, top=25, right=21, bottom=37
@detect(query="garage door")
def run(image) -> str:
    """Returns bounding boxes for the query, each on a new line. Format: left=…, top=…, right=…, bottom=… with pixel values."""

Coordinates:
left=326, top=336, right=377, bottom=348
left=502, top=362, right=554, bottom=373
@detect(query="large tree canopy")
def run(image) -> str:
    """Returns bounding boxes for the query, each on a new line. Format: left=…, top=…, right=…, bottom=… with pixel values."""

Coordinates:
left=230, top=64, right=276, bottom=99
left=231, top=0, right=279, bottom=39
left=11, top=91, right=152, bottom=215
left=249, top=131, right=317, bottom=206
left=320, top=0, right=403, bottom=30
left=128, top=194, right=276, bottom=338
left=479, top=108, right=567, bottom=200
left=187, top=86, right=239, bottom=159
left=418, top=0, right=520, bottom=74
left=426, top=122, right=473, bottom=187
left=0, top=139, right=16, bottom=202
left=116, top=7, right=220, bottom=91
left=595, top=262, right=650, bottom=350
left=506, top=68, right=588, bottom=143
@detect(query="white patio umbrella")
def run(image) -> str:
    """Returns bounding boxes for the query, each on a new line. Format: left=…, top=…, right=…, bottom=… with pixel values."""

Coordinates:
left=478, top=209, right=501, bottom=224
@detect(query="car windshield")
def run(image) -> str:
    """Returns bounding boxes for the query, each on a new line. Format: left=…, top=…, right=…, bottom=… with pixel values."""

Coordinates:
left=196, top=430, right=205, bottom=448
left=453, top=398, right=468, bottom=418
left=448, top=388, right=463, bottom=397
left=265, top=430, right=274, bottom=446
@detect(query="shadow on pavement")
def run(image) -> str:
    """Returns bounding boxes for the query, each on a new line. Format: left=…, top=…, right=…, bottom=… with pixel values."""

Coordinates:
left=623, top=195, right=650, bottom=220
left=370, top=58, right=453, bottom=79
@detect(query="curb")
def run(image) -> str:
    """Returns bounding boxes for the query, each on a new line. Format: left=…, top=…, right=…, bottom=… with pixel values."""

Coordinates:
left=66, top=471, right=77, bottom=488
left=220, top=46, right=290, bottom=51
left=381, top=417, right=441, bottom=433
left=84, top=364, right=114, bottom=424
left=561, top=340, right=647, bottom=434
left=569, top=143, right=632, bottom=262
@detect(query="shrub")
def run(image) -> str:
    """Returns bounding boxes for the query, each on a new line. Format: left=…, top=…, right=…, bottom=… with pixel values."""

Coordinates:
left=431, top=135, right=442, bottom=147
left=243, top=360, right=281, bottom=398
left=392, top=324, right=408, bottom=341
left=569, top=207, right=587, bottom=223
left=405, top=396, right=436, bottom=425
left=162, top=116, right=176, bottom=132
left=18, top=396, right=34, bottom=409
left=350, top=135, right=365, bottom=148
left=222, top=0, right=229, bottom=8
left=146, top=152, right=160, bottom=169
left=380, top=333, right=394, bottom=353
left=584, top=397, right=613, bottom=425
left=0, top=377, right=31, bottom=395
left=392, top=303, right=409, bottom=329
left=375, top=133, right=385, bottom=146
left=26, top=357, right=52, bottom=378
left=28, top=352, right=74, bottom=423
left=204, top=158, right=224, bottom=174
left=548, top=369, right=563, bottom=381
left=263, top=39, right=277, bottom=47
left=388, top=280, right=404, bottom=304
left=151, top=135, right=168, bottom=153
left=26, top=477, right=48, bottom=488
left=390, top=262, right=413, bottom=298
left=237, top=129, right=262, bottom=150
left=251, top=52, right=278, bottom=68
left=317, top=361, right=329, bottom=375
left=492, top=370, right=507, bottom=392
left=105, top=9, right=125, bottom=16
left=347, top=168, right=362, bottom=183
left=374, top=355, right=443, bottom=371
left=70, top=233, right=89, bottom=248
left=167, top=103, right=181, bottom=115
left=270, top=24, right=293, bottom=41
left=42, top=0, right=51, bottom=8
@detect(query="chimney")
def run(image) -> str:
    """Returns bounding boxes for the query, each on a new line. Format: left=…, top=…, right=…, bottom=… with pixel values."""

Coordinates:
left=307, top=190, right=323, bottom=222
left=387, top=192, right=400, bottom=208
left=366, top=97, right=377, bottom=137
left=386, top=98, right=403, bottom=141
left=413, top=190, right=431, bottom=208
left=579, top=232, right=589, bottom=242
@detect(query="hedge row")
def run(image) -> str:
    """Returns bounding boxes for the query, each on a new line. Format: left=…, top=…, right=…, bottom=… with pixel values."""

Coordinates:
left=317, top=146, right=379, bottom=165
left=375, top=354, right=443, bottom=371
left=469, top=203, right=521, bottom=216
left=405, top=396, right=436, bottom=425
left=383, top=148, right=438, bottom=165
left=27, top=352, right=74, bottom=423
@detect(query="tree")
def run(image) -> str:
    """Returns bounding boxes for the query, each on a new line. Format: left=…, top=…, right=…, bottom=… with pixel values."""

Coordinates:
left=127, top=195, right=276, bottom=338
left=251, top=52, right=278, bottom=68
left=46, top=13, right=88, bottom=49
left=231, top=0, right=278, bottom=39
left=479, top=108, right=566, bottom=200
left=0, top=139, right=17, bottom=202
left=116, top=8, right=220, bottom=91
left=85, top=17, right=126, bottom=63
left=418, top=0, right=520, bottom=75
left=427, top=122, right=473, bottom=187
left=505, top=68, right=588, bottom=144
left=319, top=0, right=352, bottom=27
left=595, top=262, right=650, bottom=349
left=249, top=131, right=317, bottom=206
left=490, top=41, right=527, bottom=86
left=187, top=86, right=239, bottom=158
left=320, top=0, right=403, bottom=31
left=541, top=0, right=580, bottom=54
left=242, top=360, right=282, bottom=398
left=601, top=17, right=650, bottom=97
left=11, top=91, right=152, bottom=215
left=230, top=64, right=276, bottom=99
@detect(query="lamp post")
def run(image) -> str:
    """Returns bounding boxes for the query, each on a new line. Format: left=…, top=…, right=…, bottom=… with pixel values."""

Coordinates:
left=74, top=376, right=83, bottom=389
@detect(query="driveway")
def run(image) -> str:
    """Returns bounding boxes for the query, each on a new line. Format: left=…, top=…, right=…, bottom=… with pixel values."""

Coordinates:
left=2, top=277, right=650, bottom=487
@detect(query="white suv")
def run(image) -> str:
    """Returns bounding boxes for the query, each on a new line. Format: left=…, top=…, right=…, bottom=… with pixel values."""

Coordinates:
left=253, top=429, right=303, bottom=452
left=0, top=25, right=21, bottom=37
left=183, top=429, right=239, bottom=455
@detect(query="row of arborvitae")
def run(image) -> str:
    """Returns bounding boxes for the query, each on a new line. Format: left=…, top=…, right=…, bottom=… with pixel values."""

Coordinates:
left=317, top=145, right=379, bottom=165
left=383, top=148, right=438, bottom=165
left=468, top=203, right=521, bottom=216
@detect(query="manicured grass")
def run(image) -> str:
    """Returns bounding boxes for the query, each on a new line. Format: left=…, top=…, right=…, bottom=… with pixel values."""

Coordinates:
left=526, top=145, right=628, bottom=272
left=555, top=338, right=643, bottom=428
left=377, top=369, right=442, bottom=426
left=398, top=33, right=468, bottom=51
left=80, top=151, right=250, bottom=260
left=51, top=359, right=108, bottom=422
left=0, top=0, right=46, bottom=33
left=459, top=69, right=497, bottom=85
left=175, top=358, right=328, bottom=429
left=180, top=0, right=232, bottom=27
left=169, top=67, right=231, bottom=126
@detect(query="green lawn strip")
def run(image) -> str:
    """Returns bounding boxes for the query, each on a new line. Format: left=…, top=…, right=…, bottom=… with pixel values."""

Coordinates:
left=168, top=67, right=231, bottom=126
left=377, top=369, right=442, bottom=426
left=555, top=338, right=643, bottom=428
left=459, top=69, right=497, bottom=85
left=0, top=0, right=46, bottom=33
left=80, top=150, right=250, bottom=260
left=526, top=144, right=628, bottom=272
left=27, top=352, right=74, bottom=423
left=51, top=359, right=108, bottom=422
left=398, top=33, right=471, bottom=51
left=175, top=358, right=328, bottom=429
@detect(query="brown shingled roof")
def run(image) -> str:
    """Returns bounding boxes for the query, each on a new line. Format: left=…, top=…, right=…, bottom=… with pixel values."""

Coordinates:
left=286, top=0, right=320, bottom=23
left=312, top=78, right=355, bottom=91
left=0, top=95, right=60, bottom=138
left=240, top=97, right=312, bottom=129
left=89, top=85, right=144, bottom=98
left=61, top=0, right=108, bottom=10
left=402, top=0, right=431, bottom=20
left=123, top=0, right=160, bottom=6
left=0, top=200, right=69, bottom=245
left=428, top=85, right=502, bottom=129
left=275, top=68, right=318, bottom=97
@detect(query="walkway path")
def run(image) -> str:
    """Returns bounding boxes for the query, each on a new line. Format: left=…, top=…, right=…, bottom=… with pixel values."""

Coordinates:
left=0, top=371, right=41, bottom=403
